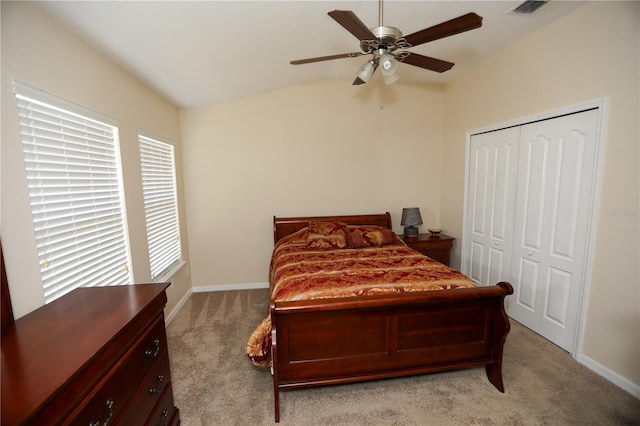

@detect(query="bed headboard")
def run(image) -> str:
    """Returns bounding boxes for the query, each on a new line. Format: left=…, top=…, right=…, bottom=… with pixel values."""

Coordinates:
left=273, top=212, right=392, bottom=244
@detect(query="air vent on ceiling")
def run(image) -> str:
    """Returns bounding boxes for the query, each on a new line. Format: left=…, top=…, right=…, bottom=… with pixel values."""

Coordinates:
left=507, top=0, right=551, bottom=15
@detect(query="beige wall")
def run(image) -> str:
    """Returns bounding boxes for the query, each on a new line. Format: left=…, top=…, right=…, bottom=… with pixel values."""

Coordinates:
left=180, top=80, right=444, bottom=287
left=442, top=1, right=639, bottom=387
left=1, top=2, right=191, bottom=318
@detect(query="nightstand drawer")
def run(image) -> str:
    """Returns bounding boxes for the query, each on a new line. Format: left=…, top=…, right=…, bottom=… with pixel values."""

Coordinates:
left=399, top=234, right=455, bottom=266
left=417, top=248, right=450, bottom=265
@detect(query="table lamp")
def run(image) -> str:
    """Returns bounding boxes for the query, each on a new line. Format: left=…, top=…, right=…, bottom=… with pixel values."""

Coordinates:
left=401, top=207, right=423, bottom=237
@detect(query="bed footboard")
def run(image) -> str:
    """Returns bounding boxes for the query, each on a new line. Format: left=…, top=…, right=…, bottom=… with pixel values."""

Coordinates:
left=270, top=282, right=513, bottom=422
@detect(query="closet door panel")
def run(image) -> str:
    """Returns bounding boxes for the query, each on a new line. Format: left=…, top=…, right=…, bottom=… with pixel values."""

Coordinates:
left=464, top=127, right=520, bottom=285
left=550, top=130, right=585, bottom=259
left=516, top=258, right=539, bottom=311
left=520, top=136, right=548, bottom=251
left=509, top=109, right=598, bottom=351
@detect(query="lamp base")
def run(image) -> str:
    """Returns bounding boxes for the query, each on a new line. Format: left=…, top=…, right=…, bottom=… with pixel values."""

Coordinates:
left=403, top=226, right=419, bottom=237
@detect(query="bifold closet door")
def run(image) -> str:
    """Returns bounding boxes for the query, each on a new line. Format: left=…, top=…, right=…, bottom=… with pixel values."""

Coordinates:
left=509, top=109, right=599, bottom=352
left=464, top=127, right=520, bottom=286
left=465, top=108, right=600, bottom=352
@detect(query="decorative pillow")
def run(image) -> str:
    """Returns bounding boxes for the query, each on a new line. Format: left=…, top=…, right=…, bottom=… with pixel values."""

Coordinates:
left=306, top=221, right=347, bottom=249
left=346, top=226, right=396, bottom=248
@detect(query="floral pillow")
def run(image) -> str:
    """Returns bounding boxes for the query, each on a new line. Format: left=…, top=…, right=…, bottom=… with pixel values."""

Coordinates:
left=306, top=221, right=347, bottom=249
left=346, top=225, right=396, bottom=248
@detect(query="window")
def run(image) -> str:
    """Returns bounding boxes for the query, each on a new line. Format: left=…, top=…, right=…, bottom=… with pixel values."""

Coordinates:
left=15, top=82, right=132, bottom=303
left=138, top=132, right=182, bottom=280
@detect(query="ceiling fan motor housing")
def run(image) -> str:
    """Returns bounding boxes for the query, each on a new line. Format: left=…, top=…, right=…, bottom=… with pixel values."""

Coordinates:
left=360, top=26, right=403, bottom=54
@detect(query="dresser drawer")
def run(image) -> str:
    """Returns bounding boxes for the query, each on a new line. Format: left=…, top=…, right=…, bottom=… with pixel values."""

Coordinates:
left=115, top=351, right=171, bottom=425
left=147, top=384, right=179, bottom=426
left=68, top=316, right=168, bottom=425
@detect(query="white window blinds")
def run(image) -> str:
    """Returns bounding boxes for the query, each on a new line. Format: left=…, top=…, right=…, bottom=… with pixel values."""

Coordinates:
left=15, top=82, right=132, bottom=303
left=139, top=133, right=182, bottom=280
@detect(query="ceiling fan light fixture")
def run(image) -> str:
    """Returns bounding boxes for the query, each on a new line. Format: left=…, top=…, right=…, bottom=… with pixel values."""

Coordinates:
left=290, top=3, right=484, bottom=86
left=356, top=59, right=377, bottom=83
left=382, top=70, right=400, bottom=85
left=379, top=52, right=399, bottom=84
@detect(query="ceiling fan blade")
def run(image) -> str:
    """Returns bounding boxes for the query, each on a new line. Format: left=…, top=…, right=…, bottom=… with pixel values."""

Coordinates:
left=290, top=52, right=365, bottom=65
left=328, top=10, right=376, bottom=41
left=403, top=12, right=483, bottom=47
left=399, top=53, right=454, bottom=73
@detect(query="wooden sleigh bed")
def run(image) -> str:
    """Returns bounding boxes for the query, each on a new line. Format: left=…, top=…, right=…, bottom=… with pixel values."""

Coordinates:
left=247, top=213, right=513, bottom=422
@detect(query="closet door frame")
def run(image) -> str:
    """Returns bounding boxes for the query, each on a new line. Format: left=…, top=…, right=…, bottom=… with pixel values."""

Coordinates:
left=461, top=97, right=608, bottom=357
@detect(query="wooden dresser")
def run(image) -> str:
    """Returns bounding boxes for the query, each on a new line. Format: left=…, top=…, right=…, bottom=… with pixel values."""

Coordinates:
left=1, top=283, right=180, bottom=426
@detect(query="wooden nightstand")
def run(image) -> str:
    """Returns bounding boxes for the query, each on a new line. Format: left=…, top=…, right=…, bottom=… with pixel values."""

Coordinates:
left=398, top=233, right=455, bottom=266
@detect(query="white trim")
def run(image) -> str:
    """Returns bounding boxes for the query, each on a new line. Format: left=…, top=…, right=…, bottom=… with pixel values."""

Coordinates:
left=192, top=282, right=269, bottom=293
left=138, top=128, right=176, bottom=147
left=462, top=98, right=608, bottom=358
left=466, top=98, right=606, bottom=137
left=573, top=98, right=609, bottom=360
left=576, top=354, right=640, bottom=399
left=154, top=260, right=186, bottom=284
left=13, top=80, right=118, bottom=127
left=164, top=282, right=268, bottom=323
left=164, top=286, right=192, bottom=325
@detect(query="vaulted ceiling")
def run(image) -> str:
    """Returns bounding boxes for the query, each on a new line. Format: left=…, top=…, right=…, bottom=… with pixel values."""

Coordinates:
left=37, top=1, right=584, bottom=109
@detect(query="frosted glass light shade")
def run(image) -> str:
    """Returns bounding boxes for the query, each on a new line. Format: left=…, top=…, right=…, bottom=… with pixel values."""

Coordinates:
left=356, top=60, right=376, bottom=83
left=382, top=70, right=399, bottom=85
left=380, top=53, right=399, bottom=85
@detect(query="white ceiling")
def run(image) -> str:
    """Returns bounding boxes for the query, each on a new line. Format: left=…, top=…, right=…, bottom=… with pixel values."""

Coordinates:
left=36, top=1, right=584, bottom=109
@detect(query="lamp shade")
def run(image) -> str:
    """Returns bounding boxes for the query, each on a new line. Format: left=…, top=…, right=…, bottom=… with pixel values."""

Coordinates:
left=401, top=208, right=423, bottom=226
left=401, top=207, right=423, bottom=237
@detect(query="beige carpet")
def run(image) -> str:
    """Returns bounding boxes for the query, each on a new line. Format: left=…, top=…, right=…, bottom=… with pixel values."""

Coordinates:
left=166, top=289, right=640, bottom=425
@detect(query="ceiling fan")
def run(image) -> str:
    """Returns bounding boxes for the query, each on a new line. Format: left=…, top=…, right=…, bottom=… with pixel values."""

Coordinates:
left=290, top=1, right=483, bottom=85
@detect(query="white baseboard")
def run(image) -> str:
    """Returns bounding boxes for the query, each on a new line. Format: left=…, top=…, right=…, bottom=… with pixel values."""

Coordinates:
left=577, top=353, right=640, bottom=399
left=164, top=287, right=193, bottom=325
left=164, top=283, right=268, bottom=324
left=192, top=282, right=269, bottom=293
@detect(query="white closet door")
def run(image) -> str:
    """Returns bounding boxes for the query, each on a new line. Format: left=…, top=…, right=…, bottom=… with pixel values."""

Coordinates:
left=464, top=127, right=520, bottom=286
left=509, top=109, right=599, bottom=351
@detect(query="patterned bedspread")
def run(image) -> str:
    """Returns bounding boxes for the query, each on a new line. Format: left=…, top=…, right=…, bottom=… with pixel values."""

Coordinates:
left=245, top=226, right=477, bottom=367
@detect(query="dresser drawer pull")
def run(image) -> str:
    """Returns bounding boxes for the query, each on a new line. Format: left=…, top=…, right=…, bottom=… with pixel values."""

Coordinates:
left=89, top=398, right=114, bottom=426
left=159, top=409, right=170, bottom=426
left=149, top=373, right=165, bottom=395
left=145, top=338, right=161, bottom=358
